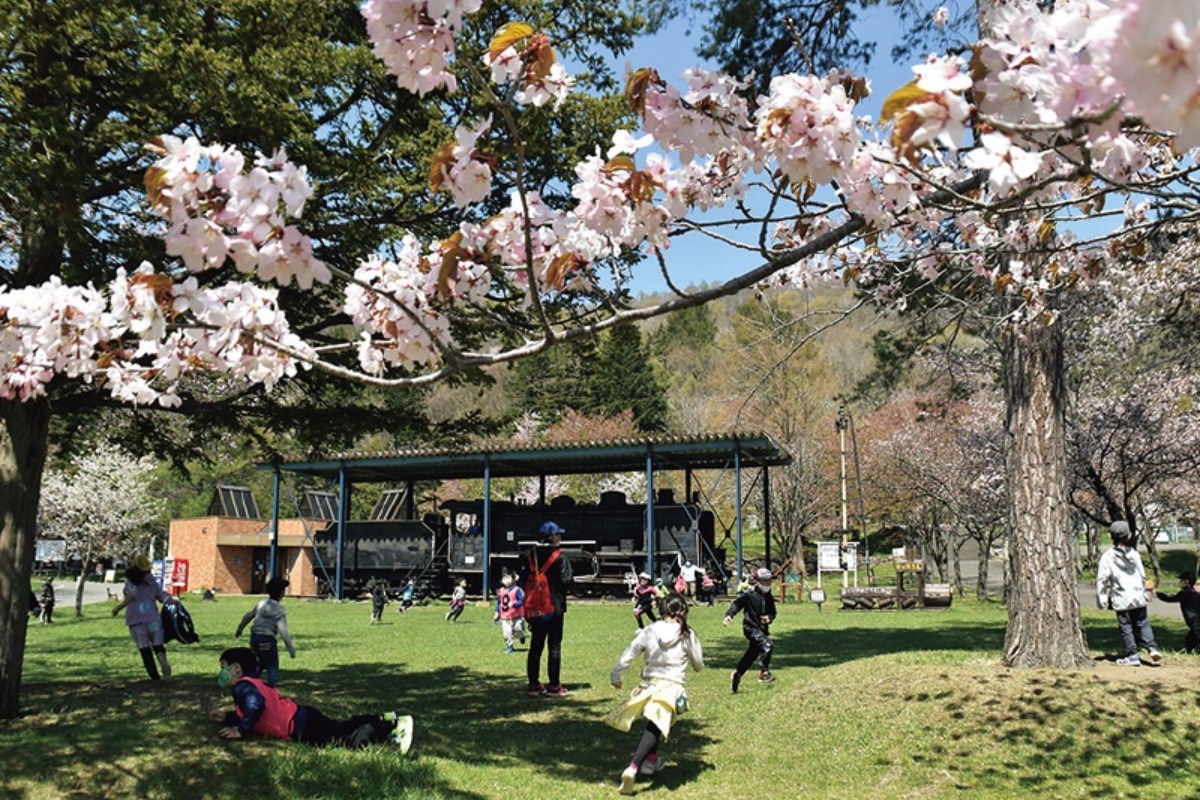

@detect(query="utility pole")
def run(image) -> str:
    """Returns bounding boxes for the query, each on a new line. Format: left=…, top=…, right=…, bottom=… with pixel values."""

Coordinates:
left=837, top=404, right=849, bottom=588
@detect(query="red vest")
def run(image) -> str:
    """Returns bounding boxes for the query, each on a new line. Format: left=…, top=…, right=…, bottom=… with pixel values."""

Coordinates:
left=235, top=676, right=299, bottom=739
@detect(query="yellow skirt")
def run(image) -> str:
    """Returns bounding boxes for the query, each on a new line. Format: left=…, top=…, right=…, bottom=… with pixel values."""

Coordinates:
left=605, top=679, right=686, bottom=741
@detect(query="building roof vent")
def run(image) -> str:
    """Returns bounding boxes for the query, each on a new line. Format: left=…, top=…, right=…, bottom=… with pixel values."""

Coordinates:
left=208, top=485, right=261, bottom=519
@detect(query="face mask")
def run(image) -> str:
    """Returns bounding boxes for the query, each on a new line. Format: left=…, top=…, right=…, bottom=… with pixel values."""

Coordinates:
left=758, top=583, right=772, bottom=593
left=501, top=577, right=512, bottom=587
left=217, top=665, right=235, bottom=689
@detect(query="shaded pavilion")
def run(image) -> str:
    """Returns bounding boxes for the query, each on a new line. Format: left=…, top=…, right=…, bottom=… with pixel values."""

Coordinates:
left=260, top=432, right=791, bottom=598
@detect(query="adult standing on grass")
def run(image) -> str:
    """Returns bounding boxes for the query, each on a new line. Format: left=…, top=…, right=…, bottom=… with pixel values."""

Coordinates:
left=723, top=567, right=777, bottom=691
left=1096, top=520, right=1162, bottom=667
left=235, top=576, right=296, bottom=686
left=608, top=593, right=704, bottom=795
left=521, top=521, right=573, bottom=697
left=111, top=555, right=179, bottom=680
left=209, top=647, right=414, bottom=751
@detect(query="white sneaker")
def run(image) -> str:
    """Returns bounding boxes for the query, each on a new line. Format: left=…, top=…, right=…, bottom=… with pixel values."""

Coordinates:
left=1147, top=649, right=1162, bottom=664
left=1115, top=655, right=1142, bottom=666
left=390, top=714, right=414, bottom=754
left=619, top=766, right=637, bottom=795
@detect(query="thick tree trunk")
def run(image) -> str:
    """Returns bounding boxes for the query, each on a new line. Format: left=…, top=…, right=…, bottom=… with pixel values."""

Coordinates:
left=1001, top=322, right=1093, bottom=668
left=0, top=397, right=52, bottom=719
left=74, top=555, right=91, bottom=618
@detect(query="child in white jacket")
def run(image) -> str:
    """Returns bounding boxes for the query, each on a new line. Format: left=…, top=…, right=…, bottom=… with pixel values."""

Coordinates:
left=1096, top=520, right=1161, bottom=666
left=607, top=593, right=703, bottom=795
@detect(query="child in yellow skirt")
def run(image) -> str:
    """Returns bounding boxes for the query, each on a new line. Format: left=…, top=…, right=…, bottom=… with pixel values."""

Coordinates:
left=607, top=594, right=704, bottom=795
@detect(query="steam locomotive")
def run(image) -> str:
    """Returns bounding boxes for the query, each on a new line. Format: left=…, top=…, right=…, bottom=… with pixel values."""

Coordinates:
left=311, top=488, right=721, bottom=598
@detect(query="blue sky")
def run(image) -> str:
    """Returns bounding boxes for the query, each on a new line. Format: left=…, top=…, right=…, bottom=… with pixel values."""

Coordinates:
left=612, top=6, right=917, bottom=296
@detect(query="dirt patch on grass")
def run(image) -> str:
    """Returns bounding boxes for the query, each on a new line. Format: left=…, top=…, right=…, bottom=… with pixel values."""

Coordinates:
left=1090, top=654, right=1200, bottom=688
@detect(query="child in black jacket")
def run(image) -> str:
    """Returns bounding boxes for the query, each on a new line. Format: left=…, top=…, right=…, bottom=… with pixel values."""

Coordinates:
left=723, top=567, right=777, bottom=691
left=1157, top=571, right=1200, bottom=653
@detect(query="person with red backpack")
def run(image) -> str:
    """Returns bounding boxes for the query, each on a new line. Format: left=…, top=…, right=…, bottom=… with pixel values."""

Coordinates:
left=520, top=520, right=573, bottom=697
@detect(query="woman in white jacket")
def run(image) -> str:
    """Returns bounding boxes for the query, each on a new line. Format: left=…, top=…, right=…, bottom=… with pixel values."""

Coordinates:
left=1096, top=520, right=1162, bottom=666
left=607, top=593, right=703, bottom=794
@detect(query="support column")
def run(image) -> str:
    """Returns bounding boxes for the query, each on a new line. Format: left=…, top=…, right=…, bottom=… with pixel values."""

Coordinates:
left=735, top=440, right=744, bottom=583
left=335, top=466, right=350, bottom=599
left=762, top=466, right=771, bottom=569
left=483, top=455, right=492, bottom=600
left=645, top=446, right=655, bottom=578
left=269, top=468, right=281, bottom=579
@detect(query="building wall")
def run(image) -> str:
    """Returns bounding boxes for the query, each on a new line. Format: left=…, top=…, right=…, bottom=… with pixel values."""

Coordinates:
left=168, top=517, right=259, bottom=594
left=168, top=515, right=324, bottom=596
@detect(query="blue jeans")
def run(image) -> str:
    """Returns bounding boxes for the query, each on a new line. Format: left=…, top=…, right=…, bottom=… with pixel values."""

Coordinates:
left=1115, top=606, right=1158, bottom=657
left=250, top=634, right=280, bottom=686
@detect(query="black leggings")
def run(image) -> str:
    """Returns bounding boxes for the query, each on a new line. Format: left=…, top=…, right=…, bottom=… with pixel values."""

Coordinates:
left=634, top=604, right=656, bottom=628
left=527, top=614, right=564, bottom=687
left=138, top=645, right=166, bottom=680
left=735, top=629, right=774, bottom=674
left=294, top=706, right=391, bottom=747
left=631, top=721, right=663, bottom=768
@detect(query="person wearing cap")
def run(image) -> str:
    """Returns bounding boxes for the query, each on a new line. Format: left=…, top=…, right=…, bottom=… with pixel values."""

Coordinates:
left=111, top=554, right=180, bottom=680
left=1096, top=520, right=1162, bottom=666
left=519, top=520, right=573, bottom=697
left=1156, top=571, right=1200, bottom=653
left=235, top=575, right=296, bottom=686
left=209, top=647, right=414, bottom=752
left=722, top=566, right=778, bottom=690
left=632, top=571, right=661, bottom=629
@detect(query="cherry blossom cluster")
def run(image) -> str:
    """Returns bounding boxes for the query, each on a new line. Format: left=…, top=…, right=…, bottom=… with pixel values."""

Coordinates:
left=149, top=135, right=330, bottom=290
left=5, top=0, right=1200, bottom=406
left=487, top=37, right=574, bottom=109
left=344, top=239, right=463, bottom=373
left=431, top=120, right=495, bottom=207
left=361, top=0, right=482, bottom=95
left=0, top=264, right=311, bottom=405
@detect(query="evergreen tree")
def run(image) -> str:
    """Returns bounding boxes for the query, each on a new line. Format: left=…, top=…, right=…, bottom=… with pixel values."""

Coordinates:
left=597, top=321, right=669, bottom=432
left=510, top=337, right=603, bottom=422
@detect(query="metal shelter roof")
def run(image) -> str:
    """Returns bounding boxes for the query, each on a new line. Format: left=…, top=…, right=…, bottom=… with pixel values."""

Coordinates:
left=261, top=432, right=791, bottom=483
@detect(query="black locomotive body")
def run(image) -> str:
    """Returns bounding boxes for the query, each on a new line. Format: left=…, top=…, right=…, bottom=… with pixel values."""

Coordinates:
left=312, top=489, right=720, bottom=597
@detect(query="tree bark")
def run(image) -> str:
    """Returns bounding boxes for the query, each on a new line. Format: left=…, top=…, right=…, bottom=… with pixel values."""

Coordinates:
left=0, top=397, right=52, bottom=719
left=1001, top=321, right=1093, bottom=668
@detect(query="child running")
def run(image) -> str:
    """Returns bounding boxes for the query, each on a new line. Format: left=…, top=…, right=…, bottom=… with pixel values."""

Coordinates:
left=723, top=567, right=777, bottom=690
left=446, top=579, right=468, bottom=622
left=494, top=572, right=527, bottom=652
left=397, top=579, right=416, bottom=614
left=607, top=593, right=704, bottom=795
left=235, top=576, right=296, bottom=686
left=370, top=580, right=388, bottom=624
left=631, top=571, right=660, bottom=629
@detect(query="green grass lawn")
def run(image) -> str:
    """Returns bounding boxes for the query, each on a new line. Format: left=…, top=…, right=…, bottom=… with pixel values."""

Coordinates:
left=5, top=592, right=1200, bottom=799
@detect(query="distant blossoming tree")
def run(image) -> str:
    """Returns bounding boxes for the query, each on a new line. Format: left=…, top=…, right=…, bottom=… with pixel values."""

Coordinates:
left=38, top=442, right=164, bottom=617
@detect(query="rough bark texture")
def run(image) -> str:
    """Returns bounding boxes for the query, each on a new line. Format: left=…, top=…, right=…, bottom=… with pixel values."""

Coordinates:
left=0, top=397, right=51, bottom=718
left=1001, top=322, right=1093, bottom=668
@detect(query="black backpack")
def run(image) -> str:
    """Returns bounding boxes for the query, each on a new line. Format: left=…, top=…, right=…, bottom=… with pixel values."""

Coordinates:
left=161, top=600, right=200, bottom=644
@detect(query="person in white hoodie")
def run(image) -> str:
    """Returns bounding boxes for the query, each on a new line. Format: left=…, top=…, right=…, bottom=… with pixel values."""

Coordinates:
left=607, top=593, right=704, bottom=795
left=1096, top=520, right=1162, bottom=666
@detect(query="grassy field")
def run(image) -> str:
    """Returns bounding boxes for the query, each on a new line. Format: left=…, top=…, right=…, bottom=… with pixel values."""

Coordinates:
left=4, top=588, right=1200, bottom=800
